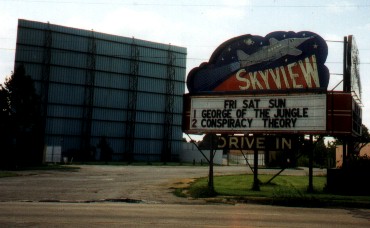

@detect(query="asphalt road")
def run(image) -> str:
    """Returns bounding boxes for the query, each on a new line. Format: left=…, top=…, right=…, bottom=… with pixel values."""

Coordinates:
left=0, top=165, right=369, bottom=227
left=0, top=202, right=369, bottom=227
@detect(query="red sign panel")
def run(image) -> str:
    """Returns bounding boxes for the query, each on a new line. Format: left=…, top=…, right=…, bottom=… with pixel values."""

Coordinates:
left=327, top=92, right=362, bottom=136
left=214, top=55, right=321, bottom=91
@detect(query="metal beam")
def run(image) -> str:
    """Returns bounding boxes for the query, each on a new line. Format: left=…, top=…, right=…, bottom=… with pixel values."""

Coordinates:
left=162, top=45, right=176, bottom=163
left=41, top=22, right=52, bottom=127
left=81, top=30, right=96, bottom=160
left=124, top=38, right=140, bottom=162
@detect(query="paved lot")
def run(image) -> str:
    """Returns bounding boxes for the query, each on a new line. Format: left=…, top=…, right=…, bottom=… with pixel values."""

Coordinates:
left=0, top=165, right=325, bottom=204
left=2, top=166, right=369, bottom=227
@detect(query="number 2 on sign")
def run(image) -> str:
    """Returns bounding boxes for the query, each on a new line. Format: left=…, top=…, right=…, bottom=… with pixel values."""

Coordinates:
left=192, top=119, right=197, bottom=128
left=192, top=110, right=197, bottom=128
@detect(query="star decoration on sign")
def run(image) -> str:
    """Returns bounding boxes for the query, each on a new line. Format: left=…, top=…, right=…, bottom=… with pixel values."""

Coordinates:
left=244, top=38, right=254, bottom=45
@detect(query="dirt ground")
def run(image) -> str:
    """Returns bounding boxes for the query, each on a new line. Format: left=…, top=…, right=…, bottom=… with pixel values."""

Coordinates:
left=0, top=165, right=326, bottom=204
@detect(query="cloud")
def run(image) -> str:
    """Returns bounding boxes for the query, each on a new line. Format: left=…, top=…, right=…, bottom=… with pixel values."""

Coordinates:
left=357, top=23, right=370, bottom=31
left=202, top=0, right=250, bottom=20
left=219, top=0, right=251, bottom=7
left=326, top=1, right=357, bottom=14
left=86, top=7, right=188, bottom=46
left=0, top=13, right=18, bottom=83
left=98, top=8, right=164, bottom=34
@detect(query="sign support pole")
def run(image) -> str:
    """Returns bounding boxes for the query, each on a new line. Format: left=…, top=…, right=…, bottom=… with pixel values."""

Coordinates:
left=208, top=147, right=215, bottom=193
left=252, top=148, right=260, bottom=191
left=308, top=134, right=314, bottom=193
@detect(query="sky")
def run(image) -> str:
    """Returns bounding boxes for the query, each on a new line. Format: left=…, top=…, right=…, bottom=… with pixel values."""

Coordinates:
left=0, top=0, right=370, bottom=132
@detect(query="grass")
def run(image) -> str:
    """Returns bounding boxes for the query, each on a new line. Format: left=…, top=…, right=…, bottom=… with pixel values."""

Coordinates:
left=0, top=164, right=80, bottom=175
left=0, top=172, right=19, bottom=178
left=189, top=175, right=325, bottom=197
left=183, top=174, right=370, bottom=208
left=0, top=164, right=80, bottom=178
left=71, top=161, right=206, bottom=166
left=17, top=164, right=81, bottom=171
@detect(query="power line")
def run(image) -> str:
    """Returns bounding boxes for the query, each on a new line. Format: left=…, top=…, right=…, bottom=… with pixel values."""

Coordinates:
left=1, top=47, right=370, bottom=64
left=0, top=48, right=369, bottom=63
left=1, top=0, right=370, bottom=8
left=325, top=40, right=345, bottom=43
left=2, top=46, right=370, bottom=54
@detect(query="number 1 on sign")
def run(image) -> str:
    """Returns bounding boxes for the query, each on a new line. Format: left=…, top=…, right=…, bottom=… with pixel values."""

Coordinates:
left=192, top=110, right=197, bottom=128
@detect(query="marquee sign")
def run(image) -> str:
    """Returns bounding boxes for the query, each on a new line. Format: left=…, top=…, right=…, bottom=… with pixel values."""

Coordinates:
left=183, top=93, right=327, bottom=134
left=217, top=135, right=299, bottom=151
left=187, top=31, right=329, bottom=93
left=183, top=32, right=361, bottom=137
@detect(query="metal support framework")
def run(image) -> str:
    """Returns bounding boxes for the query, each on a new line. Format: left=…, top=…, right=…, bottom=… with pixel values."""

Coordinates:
left=341, top=35, right=361, bottom=161
left=41, top=22, right=52, bottom=132
left=124, top=38, right=140, bottom=162
left=162, top=46, right=176, bottom=163
left=81, top=30, right=96, bottom=159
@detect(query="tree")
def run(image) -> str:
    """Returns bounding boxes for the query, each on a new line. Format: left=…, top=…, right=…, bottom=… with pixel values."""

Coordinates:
left=332, top=124, right=370, bottom=163
left=326, top=140, right=337, bottom=168
left=0, top=86, right=12, bottom=168
left=356, top=125, right=370, bottom=153
left=0, top=65, right=43, bottom=169
left=313, top=138, right=328, bottom=168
